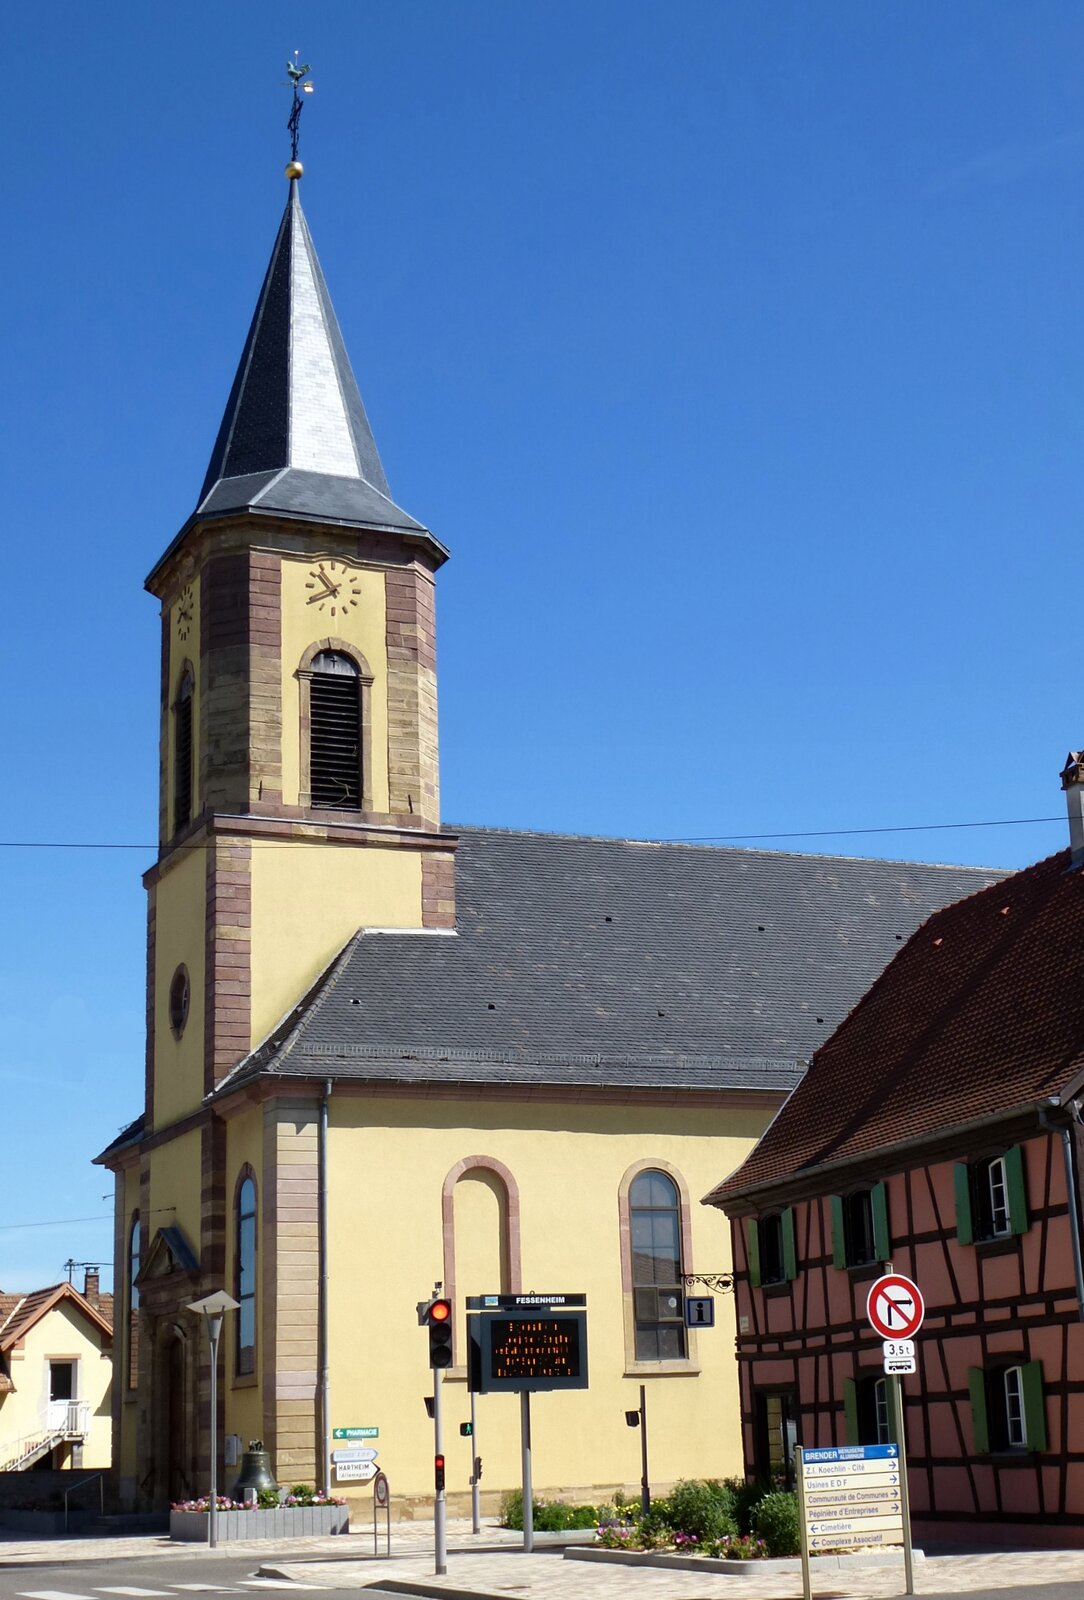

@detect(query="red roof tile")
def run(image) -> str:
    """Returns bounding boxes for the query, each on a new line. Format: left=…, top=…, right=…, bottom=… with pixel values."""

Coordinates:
left=708, top=849, right=1084, bottom=1205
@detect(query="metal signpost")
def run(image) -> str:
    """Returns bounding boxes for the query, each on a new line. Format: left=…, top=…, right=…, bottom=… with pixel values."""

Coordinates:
left=466, top=1293, right=588, bottom=1554
left=867, top=1270, right=923, bottom=1597
left=372, top=1469, right=390, bottom=1557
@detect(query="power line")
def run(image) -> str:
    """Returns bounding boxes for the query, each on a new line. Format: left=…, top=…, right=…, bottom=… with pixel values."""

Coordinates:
left=0, top=1214, right=112, bottom=1232
left=677, top=815, right=1063, bottom=844
left=0, top=814, right=1066, bottom=852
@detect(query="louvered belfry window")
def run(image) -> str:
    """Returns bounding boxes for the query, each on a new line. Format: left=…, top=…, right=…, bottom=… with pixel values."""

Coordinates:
left=310, top=650, right=362, bottom=809
left=173, top=669, right=194, bottom=832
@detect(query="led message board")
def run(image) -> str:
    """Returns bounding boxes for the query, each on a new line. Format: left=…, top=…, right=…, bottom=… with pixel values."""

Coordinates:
left=466, top=1296, right=588, bottom=1393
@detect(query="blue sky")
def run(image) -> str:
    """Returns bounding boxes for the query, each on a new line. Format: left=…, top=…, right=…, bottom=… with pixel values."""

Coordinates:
left=3, top=1, right=1084, bottom=1287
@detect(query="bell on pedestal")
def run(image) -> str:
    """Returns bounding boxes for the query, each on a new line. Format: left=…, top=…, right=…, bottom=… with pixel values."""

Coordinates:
left=230, top=1439, right=279, bottom=1502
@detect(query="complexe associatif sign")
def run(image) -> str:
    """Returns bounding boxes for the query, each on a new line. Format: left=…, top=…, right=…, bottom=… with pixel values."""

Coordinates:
left=465, top=1295, right=589, bottom=1393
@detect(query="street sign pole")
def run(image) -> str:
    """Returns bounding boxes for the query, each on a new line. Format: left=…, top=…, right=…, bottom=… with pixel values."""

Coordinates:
left=469, top=1387, right=480, bottom=1535
left=892, top=1374, right=914, bottom=1596
left=520, top=1389, right=534, bottom=1553
left=638, top=1384, right=650, bottom=1517
left=434, top=1367, right=446, bottom=1576
left=795, top=1447, right=812, bottom=1600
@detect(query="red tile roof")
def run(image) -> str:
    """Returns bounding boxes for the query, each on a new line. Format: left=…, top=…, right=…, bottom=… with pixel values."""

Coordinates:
left=0, top=1282, right=113, bottom=1350
left=708, top=848, right=1084, bottom=1205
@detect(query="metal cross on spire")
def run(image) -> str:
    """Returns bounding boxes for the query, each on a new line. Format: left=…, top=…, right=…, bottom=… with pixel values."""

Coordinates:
left=285, top=51, right=314, bottom=169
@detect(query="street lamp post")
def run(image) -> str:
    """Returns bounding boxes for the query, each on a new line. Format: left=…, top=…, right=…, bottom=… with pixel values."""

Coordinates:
left=187, top=1290, right=240, bottom=1549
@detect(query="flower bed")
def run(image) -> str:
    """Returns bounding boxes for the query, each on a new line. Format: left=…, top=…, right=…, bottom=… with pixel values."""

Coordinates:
left=170, top=1489, right=348, bottom=1543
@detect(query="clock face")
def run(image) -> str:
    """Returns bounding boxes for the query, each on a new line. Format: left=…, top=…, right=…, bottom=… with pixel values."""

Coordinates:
left=175, top=584, right=194, bottom=642
left=305, top=560, right=362, bottom=616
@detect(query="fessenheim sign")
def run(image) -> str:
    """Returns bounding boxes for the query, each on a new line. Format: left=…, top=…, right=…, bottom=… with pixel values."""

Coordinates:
left=466, top=1294, right=588, bottom=1394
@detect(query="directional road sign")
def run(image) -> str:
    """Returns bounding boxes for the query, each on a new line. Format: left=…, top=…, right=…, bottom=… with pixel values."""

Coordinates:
left=866, top=1273, right=924, bottom=1341
left=333, top=1426, right=379, bottom=1439
left=332, top=1447, right=379, bottom=1464
left=335, top=1459, right=379, bottom=1482
left=797, top=1444, right=904, bottom=1563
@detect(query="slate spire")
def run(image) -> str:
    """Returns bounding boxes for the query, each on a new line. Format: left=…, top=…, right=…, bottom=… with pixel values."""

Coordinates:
left=193, top=177, right=431, bottom=541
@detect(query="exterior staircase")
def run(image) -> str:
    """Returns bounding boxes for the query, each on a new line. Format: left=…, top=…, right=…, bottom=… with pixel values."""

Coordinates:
left=0, top=1431, right=65, bottom=1472
left=0, top=1402, right=91, bottom=1472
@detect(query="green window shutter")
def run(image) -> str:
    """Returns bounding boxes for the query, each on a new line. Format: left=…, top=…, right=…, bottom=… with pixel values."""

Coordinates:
left=1021, top=1361, right=1047, bottom=1452
left=843, top=1378, right=859, bottom=1445
left=1005, top=1145, right=1030, bottom=1235
left=782, top=1207, right=798, bottom=1281
left=954, top=1163, right=974, bottom=1246
left=872, top=1183, right=890, bottom=1262
left=968, top=1367, right=989, bottom=1454
left=745, top=1218, right=762, bottom=1289
left=831, top=1195, right=847, bottom=1268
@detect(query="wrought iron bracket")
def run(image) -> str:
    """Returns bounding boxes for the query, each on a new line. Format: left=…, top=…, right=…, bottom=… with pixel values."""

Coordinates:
left=682, top=1271, right=736, bottom=1294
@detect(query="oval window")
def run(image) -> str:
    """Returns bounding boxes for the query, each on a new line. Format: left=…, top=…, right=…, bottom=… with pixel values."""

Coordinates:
left=169, top=966, right=190, bottom=1038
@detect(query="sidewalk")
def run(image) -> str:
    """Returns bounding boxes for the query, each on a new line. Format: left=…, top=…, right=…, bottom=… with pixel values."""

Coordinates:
left=4, top=1519, right=1084, bottom=1597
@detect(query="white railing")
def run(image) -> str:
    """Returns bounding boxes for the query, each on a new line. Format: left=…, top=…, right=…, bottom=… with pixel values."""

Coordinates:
left=46, top=1400, right=90, bottom=1437
left=0, top=1428, right=62, bottom=1472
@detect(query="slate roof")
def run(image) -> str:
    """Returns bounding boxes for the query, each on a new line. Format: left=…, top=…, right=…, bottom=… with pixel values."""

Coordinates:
left=151, top=178, right=443, bottom=578
left=214, top=825, right=1001, bottom=1099
left=707, top=848, right=1084, bottom=1207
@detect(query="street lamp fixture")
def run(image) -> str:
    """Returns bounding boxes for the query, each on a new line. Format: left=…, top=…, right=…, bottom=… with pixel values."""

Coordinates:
left=187, top=1290, right=240, bottom=1549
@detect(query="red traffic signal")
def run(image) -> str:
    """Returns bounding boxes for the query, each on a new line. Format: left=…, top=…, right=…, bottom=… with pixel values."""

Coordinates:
left=435, top=1453, right=446, bottom=1493
left=426, top=1298, right=454, bottom=1368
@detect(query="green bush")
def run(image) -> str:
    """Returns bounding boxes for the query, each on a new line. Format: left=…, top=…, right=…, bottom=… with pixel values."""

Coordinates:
left=499, top=1489, right=527, bottom=1528
left=664, top=1480, right=738, bottom=1542
left=499, top=1489, right=599, bottom=1531
left=752, top=1490, right=800, bottom=1557
left=719, top=1475, right=769, bottom=1535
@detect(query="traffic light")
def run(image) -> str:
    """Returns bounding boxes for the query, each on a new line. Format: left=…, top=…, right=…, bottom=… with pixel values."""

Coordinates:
left=426, top=1297, right=453, bottom=1368
left=435, top=1453, right=446, bottom=1493
left=459, top=1421, right=473, bottom=1437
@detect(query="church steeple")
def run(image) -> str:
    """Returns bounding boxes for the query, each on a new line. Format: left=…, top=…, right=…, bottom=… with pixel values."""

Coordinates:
left=192, top=175, right=437, bottom=546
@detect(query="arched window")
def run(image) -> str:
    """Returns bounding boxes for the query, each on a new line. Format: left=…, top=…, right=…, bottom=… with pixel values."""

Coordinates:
left=127, top=1212, right=140, bottom=1391
left=173, top=667, right=194, bottom=832
left=235, top=1175, right=257, bottom=1377
left=629, top=1169, right=686, bottom=1360
left=310, top=651, right=361, bottom=809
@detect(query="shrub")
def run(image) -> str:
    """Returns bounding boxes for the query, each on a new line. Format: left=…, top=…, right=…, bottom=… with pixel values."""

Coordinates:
left=664, top=1479, right=738, bottom=1542
left=500, top=1490, right=599, bottom=1531
left=752, top=1490, right=800, bottom=1556
left=720, top=1475, right=769, bottom=1535
left=499, top=1489, right=527, bottom=1529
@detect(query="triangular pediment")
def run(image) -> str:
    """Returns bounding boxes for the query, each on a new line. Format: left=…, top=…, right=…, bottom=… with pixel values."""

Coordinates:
left=136, top=1225, right=200, bottom=1288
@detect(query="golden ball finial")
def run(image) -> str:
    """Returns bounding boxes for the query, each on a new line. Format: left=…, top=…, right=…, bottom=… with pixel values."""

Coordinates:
left=285, top=160, right=304, bottom=180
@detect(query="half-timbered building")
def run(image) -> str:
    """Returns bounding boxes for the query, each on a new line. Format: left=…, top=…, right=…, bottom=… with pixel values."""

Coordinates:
left=708, top=755, right=1084, bottom=1544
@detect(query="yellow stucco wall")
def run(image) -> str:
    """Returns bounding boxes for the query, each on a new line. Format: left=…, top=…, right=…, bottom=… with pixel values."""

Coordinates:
left=248, top=844, right=422, bottom=1044
left=324, top=1094, right=768, bottom=1503
left=147, top=1127, right=203, bottom=1257
left=0, top=1300, right=112, bottom=1471
left=224, top=1107, right=265, bottom=1445
left=152, top=846, right=206, bottom=1130
left=279, top=557, right=389, bottom=811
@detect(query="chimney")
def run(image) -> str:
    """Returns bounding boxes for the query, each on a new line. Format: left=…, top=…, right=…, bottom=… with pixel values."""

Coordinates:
left=1061, top=752, right=1084, bottom=869
left=83, top=1269, right=100, bottom=1307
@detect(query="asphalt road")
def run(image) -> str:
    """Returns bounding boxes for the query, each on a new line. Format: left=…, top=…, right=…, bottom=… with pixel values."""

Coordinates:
left=0, top=1553, right=408, bottom=1600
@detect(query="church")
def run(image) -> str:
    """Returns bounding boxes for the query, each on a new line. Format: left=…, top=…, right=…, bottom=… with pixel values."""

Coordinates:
left=96, top=149, right=997, bottom=1514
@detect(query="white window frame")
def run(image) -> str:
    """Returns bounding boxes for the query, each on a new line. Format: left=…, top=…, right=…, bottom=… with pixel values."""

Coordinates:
left=988, top=1157, right=1010, bottom=1238
left=1004, top=1366, right=1026, bottom=1448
